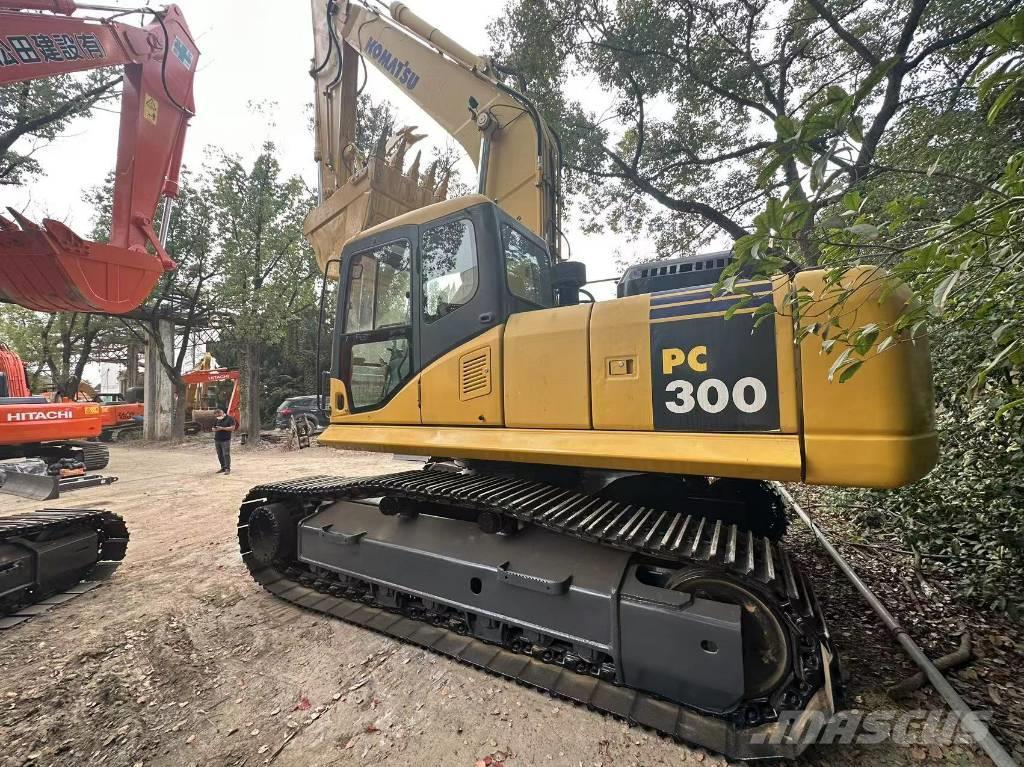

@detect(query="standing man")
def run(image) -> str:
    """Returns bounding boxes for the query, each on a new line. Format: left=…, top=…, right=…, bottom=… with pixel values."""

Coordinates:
left=213, top=406, right=236, bottom=475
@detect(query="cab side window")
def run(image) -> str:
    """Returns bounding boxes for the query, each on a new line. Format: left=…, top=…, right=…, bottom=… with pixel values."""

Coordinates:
left=502, top=223, right=552, bottom=308
left=344, top=241, right=412, bottom=332
left=343, top=240, right=412, bottom=410
left=421, top=218, right=479, bottom=323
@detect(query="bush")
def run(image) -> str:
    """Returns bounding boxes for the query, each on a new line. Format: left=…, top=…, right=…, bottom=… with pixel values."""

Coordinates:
left=830, top=324, right=1024, bottom=614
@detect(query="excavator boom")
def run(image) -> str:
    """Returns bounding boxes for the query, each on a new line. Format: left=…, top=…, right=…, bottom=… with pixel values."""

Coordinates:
left=306, top=0, right=560, bottom=275
left=0, top=2, right=198, bottom=313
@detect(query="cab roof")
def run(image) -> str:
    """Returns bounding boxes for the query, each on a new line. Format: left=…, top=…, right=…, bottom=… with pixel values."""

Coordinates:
left=348, top=194, right=493, bottom=248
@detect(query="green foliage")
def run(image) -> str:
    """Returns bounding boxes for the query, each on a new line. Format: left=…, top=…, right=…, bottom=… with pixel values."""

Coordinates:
left=0, top=306, right=124, bottom=396
left=728, top=8, right=1024, bottom=610
left=209, top=142, right=318, bottom=439
left=211, top=143, right=316, bottom=345
left=489, top=0, right=1018, bottom=253
left=1, top=71, right=120, bottom=186
left=834, top=324, right=1024, bottom=614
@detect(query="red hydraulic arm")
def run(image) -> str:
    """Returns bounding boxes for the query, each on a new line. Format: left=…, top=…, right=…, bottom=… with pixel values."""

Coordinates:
left=0, top=1, right=198, bottom=314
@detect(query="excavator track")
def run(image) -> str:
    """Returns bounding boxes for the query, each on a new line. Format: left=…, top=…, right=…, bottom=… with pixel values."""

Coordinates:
left=73, top=440, right=110, bottom=472
left=238, top=469, right=838, bottom=761
left=1, top=509, right=128, bottom=619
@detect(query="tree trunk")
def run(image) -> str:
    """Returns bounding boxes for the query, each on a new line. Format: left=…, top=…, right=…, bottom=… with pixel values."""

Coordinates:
left=171, top=379, right=187, bottom=441
left=242, top=341, right=262, bottom=448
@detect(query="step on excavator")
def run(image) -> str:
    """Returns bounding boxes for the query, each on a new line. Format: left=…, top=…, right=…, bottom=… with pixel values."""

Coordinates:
left=235, top=2, right=938, bottom=759
left=1, top=0, right=198, bottom=619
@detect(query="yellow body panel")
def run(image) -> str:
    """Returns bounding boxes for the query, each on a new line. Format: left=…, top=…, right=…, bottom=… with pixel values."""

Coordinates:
left=505, top=304, right=592, bottom=428
left=589, top=296, right=654, bottom=430
left=325, top=266, right=937, bottom=489
left=771, top=277, right=800, bottom=434
left=319, top=424, right=803, bottom=480
left=420, top=325, right=504, bottom=425
left=795, top=268, right=937, bottom=487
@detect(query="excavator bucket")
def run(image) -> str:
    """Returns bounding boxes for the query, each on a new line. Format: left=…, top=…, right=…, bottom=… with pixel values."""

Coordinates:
left=0, top=471, right=60, bottom=502
left=0, top=210, right=163, bottom=314
left=305, top=154, right=446, bottom=279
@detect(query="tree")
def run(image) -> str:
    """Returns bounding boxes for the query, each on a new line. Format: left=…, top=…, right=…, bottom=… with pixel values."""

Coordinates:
left=1, top=72, right=121, bottom=187
left=489, top=0, right=1022, bottom=254
left=0, top=305, right=120, bottom=398
left=81, top=170, right=223, bottom=436
left=727, top=10, right=1024, bottom=610
left=211, top=142, right=319, bottom=443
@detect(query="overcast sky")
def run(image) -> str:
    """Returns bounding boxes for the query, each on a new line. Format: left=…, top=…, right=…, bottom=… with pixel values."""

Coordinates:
left=5, top=0, right=665, bottom=299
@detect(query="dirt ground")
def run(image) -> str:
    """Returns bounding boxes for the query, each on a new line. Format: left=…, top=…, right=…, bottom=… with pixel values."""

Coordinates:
left=0, top=441, right=1013, bottom=767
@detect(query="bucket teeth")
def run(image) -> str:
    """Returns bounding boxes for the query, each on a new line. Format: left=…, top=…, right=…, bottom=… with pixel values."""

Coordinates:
left=5, top=207, right=41, bottom=231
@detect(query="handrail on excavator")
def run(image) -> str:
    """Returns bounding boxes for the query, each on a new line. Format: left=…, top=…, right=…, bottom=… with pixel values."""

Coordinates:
left=0, top=1, right=198, bottom=314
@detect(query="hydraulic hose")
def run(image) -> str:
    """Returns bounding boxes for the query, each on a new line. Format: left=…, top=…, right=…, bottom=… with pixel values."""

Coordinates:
left=774, top=484, right=1019, bottom=767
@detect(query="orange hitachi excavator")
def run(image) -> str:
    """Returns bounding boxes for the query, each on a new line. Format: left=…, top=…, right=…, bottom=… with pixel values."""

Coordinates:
left=0, top=0, right=198, bottom=313
left=0, top=342, right=107, bottom=498
left=1, top=2, right=197, bottom=621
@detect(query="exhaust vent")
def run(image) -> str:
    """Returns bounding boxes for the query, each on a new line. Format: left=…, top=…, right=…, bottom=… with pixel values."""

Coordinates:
left=459, top=347, right=491, bottom=400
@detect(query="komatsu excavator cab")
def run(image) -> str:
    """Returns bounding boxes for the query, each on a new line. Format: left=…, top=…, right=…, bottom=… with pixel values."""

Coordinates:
left=333, top=196, right=554, bottom=414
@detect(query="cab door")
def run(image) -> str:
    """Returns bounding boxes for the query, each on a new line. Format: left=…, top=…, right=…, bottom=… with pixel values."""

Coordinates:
left=336, top=227, right=418, bottom=415
left=416, top=206, right=501, bottom=368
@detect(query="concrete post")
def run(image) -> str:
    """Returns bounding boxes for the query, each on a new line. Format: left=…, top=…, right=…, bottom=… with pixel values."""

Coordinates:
left=125, top=342, right=140, bottom=392
left=143, top=320, right=175, bottom=440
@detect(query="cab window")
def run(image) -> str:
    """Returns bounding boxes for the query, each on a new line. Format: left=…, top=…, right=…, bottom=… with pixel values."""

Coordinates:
left=344, top=240, right=411, bottom=332
left=502, top=223, right=552, bottom=308
left=421, top=218, right=478, bottom=323
left=343, top=240, right=412, bottom=411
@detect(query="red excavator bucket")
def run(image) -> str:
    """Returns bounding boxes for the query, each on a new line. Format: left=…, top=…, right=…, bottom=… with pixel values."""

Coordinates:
left=0, top=3, right=198, bottom=314
left=0, top=209, right=162, bottom=314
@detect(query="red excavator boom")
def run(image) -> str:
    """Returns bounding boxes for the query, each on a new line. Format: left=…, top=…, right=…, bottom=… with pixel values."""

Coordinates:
left=0, top=1, right=198, bottom=313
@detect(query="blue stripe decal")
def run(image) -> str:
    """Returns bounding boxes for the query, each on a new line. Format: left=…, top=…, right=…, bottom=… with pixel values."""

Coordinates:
left=649, top=293, right=774, bottom=320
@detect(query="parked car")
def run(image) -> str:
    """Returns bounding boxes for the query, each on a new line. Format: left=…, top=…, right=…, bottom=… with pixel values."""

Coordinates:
left=274, top=395, right=329, bottom=431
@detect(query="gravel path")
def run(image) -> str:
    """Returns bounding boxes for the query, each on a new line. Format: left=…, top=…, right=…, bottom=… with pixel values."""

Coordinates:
left=0, top=441, right=1010, bottom=766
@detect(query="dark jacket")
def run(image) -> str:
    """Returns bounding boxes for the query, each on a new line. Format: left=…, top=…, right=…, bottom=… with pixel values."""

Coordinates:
left=214, top=415, right=236, bottom=442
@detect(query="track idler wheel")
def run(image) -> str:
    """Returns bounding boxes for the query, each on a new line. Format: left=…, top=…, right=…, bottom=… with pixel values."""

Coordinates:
left=668, top=568, right=791, bottom=701
left=247, top=503, right=298, bottom=566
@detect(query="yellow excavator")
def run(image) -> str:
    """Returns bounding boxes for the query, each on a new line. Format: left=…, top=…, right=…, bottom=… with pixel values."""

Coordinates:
left=237, top=2, right=937, bottom=759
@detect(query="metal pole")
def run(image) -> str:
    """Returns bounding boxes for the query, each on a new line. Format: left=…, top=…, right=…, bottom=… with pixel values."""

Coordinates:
left=477, top=134, right=492, bottom=195
left=775, top=484, right=1018, bottom=767
left=158, top=197, right=175, bottom=248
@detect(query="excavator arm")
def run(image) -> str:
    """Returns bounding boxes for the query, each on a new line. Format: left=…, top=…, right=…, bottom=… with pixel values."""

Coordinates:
left=0, top=1, right=198, bottom=313
left=306, top=0, right=561, bottom=273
